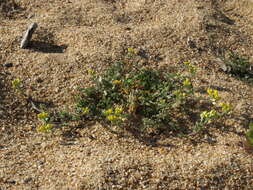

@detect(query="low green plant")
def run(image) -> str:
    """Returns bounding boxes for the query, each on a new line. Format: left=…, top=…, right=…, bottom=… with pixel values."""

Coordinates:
left=12, top=78, right=26, bottom=98
left=224, top=52, right=253, bottom=81
left=76, top=50, right=199, bottom=131
left=194, top=89, right=232, bottom=132
left=246, top=123, right=253, bottom=147
left=37, top=112, right=54, bottom=133
left=75, top=49, right=232, bottom=133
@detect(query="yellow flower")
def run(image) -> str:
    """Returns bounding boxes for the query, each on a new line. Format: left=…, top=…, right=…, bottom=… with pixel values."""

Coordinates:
left=173, top=90, right=180, bottom=95
left=219, top=102, right=232, bottom=113
left=183, top=61, right=190, bottom=66
left=173, top=90, right=186, bottom=99
left=107, top=115, right=118, bottom=121
left=12, top=78, right=21, bottom=89
left=183, top=78, right=191, bottom=87
left=112, top=80, right=122, bottom=85
left=118, top=116, right=126, bottom=121
left=207, top=89, right=220, bottom=102
left=37, top=124, right=54, bottom=133
left=200, top=111, right=208, bottom=119
left=115, top=106, right=123, bottom=114
left=209, top=110, right=218, bottom=117
left=127, top=48, right=137, bottom=54
left=37, top=112, right=49, bottom=120
left=189, top=65, right=197, bottom=74
left=103, top=108, right=113, bottom=115
left=82, top=107, right=90, bottom=114
left=200, top=110, right=218, bottom=124
left=183, top=61, right=197, bottom=74
left=87, top=69, right=95, bottom=75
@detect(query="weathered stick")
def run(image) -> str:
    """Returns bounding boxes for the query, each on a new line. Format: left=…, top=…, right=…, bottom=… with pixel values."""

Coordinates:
left=20, top=23, right=38, bottom=49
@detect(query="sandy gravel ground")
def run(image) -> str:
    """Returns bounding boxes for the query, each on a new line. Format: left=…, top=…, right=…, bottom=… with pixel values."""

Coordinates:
left=0, top=0, right=253, bottom=189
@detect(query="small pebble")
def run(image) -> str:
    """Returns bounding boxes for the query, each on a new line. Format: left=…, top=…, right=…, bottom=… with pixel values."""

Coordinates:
left=36, top=77, right=43, bottom=83
left=187, top=38, right=197, bottom=49
left=23, top=177, right=33, bottom=184
left=3, top=63, right=13, bottom=67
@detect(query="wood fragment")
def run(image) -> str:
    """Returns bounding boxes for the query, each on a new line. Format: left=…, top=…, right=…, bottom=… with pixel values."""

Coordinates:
left=20, top=23, right=38, bottom=48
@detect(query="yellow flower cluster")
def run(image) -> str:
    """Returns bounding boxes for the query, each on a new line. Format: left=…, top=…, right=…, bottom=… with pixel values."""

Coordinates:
left=183, top=61, right=197, bottom=74
left=112, top=80, right=122, bottom=85
left=200, top=110, right=218, bottom=124
left=115, top=106, right=123, bottom=114
left=37, top=124, right=54, bottom=133
left=127, top=48, right=137, bottom=54
left=107, top=115, right=126, bottom=122
left=183, top=61, right=190, bottom=66
left=12, top=78, right=21, bottom=89
left=107, top=115, right=118, bottom=121
left=82, top=107, right=90, bottom=114
left=103, top=106, right=125, bottom=122
left=207, top=88, right=221, bottom=102
left=103, top=108, right=113, bottom=115
left=219, top=102, right=232, bottom=113
left=183, top=78, right=191, bottom=87
left=103, top=106, right=123, bottom=115
left=37, top=112, right=49, bottom=120
left=173, top=90, right=186, bottom=99
left=87, top=69, right=95, bottom=75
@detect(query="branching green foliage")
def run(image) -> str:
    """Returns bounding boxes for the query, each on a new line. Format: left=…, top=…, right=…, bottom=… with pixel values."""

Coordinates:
left=76, top=53, right=196, bottom=130
left=75, top=49, right=231, bottom=132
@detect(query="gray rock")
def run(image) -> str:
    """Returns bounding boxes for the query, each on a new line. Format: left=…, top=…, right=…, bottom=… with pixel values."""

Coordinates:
left=20, top=23, right=38, bottom=49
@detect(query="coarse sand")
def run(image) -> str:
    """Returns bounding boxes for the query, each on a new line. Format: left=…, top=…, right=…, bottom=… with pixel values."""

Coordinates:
left=0, top=0, right=253, bottom=189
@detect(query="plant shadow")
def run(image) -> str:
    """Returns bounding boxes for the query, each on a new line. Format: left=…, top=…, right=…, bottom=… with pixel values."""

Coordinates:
left=95, top=98, right=249, bottom=148
left=0, top=0, right=25, bottom=19
left=59, top=121, right=97, bottom=144
left=28, top=41, right=67, bottom=53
